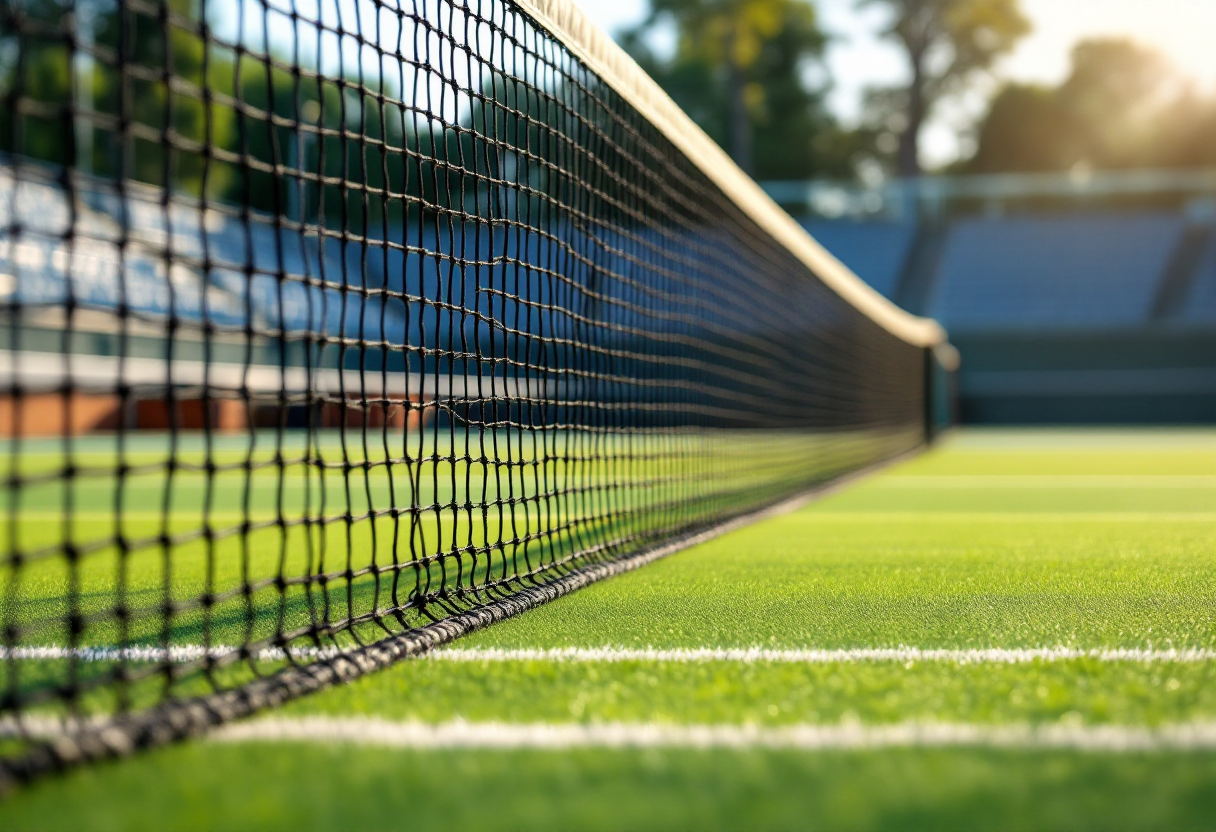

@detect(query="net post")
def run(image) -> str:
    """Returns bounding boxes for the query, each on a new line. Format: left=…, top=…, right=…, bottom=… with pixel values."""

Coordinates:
left=924, top=342, right=960, bottom=444
left=923, top=346, right=936, bottom=445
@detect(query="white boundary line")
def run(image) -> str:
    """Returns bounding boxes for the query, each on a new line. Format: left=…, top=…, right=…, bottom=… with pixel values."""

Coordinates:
left=877, top=475, right=1216, bottom=488
left=6, top=645, right=1216, bottom=664
left=430, top=647, right=1216, bottom=664
left=0, top=645, right=349, bottom=662
left=808, top=512, right=1216, bottom=522
left=8, top=715, right=1216, bottom=752
left=205, top=718, right=1216, bottom=752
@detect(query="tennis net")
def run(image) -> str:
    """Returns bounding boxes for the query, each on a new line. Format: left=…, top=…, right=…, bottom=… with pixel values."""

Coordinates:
left=0, top=0, right=953, bottom=782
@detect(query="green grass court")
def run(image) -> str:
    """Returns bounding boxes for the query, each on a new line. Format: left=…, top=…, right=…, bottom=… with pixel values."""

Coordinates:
left=3, top=428, right=1216, bottom=830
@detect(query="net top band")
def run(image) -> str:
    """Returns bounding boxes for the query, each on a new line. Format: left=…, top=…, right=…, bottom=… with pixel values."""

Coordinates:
left=515, top=0, right=949, bottom=350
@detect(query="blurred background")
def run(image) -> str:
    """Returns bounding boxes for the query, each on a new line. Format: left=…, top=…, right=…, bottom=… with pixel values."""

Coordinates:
left=2, top=0, right=1213, bottom=427
left=587, top=0, right=1216, bottom=424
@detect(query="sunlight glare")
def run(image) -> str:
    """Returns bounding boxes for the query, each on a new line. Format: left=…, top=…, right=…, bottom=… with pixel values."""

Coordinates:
left=1013, top=0, right=1216, bottom=88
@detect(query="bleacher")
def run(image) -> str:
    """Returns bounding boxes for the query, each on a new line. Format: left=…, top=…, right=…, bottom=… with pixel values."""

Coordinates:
left=927, top=214, right=1186, bottom=330
left=2, top=157, right=840, bottom=434
left=0, top=159, right=425, bottom=434
left=0, top=161, right=399, bottom=341
left=789, top=170, right=1216, bottom=423
left=5, top=160, right=1215, bottom=425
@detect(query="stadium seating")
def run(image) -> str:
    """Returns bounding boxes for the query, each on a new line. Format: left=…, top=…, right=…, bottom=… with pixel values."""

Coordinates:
left=791, top=209, right=1214, bottom=423
left=927, top=214, right=1187, bottom=330
left=798, top=220, right=916, bottom=299
left=0, top=159, right=405, bottom=341
left=7, top=156, right=1212, bottom=426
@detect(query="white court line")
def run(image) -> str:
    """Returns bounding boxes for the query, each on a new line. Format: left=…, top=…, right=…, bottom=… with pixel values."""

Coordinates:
left=0, top=645, right=352, bottom=662
left=5, top=645, right=1216, bottom=664
left=206, top=717, right=1216, bottom=752
left=7, top=715, right=1216, bottom=752
left=428, top=647, right=1216, bottom=664
left=807, top=512, right=1216, bottom=522
left=879, top=475, right=1216, bottom=488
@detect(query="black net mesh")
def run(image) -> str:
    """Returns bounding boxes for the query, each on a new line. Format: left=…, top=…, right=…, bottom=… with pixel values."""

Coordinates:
left=0, top=0, right=939, bottom=778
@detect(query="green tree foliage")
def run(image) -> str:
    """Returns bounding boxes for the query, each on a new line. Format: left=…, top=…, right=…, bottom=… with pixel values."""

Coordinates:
left=860, top=0, right=1029, bottom=176
left=0, top=0, right=439, bottom=232
left=0, top=0, right=237, bottom=195
left=619, top=0, right=872, bottom=180
left=0, top=0, right=77, bottom=168
left=964, top=39, right=1216, bottom=173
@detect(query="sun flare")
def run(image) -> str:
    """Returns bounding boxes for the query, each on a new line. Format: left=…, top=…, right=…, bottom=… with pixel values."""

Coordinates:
left=1021, top=0, right=1216, bottom=86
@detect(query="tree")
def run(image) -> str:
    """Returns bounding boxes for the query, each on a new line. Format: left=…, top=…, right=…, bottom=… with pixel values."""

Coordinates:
left=0, top=0, right=432, bottom=226
left=0, top=0, right=235, bottom=195
left=955, top=81, right=1090, bottom=173
left=620, top=0, right=864, bottom=179
left=861, top=0, right=1029, bottom=177
left=962, top=39, right=1216, bottom=173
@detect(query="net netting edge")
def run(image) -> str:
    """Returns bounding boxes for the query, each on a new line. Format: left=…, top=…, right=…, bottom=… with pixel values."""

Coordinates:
left=0, top=450, right=918, bottom=791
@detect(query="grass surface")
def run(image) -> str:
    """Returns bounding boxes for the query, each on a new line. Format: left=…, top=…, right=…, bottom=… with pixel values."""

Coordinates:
left=9, top=744, right=1216, bottom=832
left=2, top=428, right=1216, bottom=830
